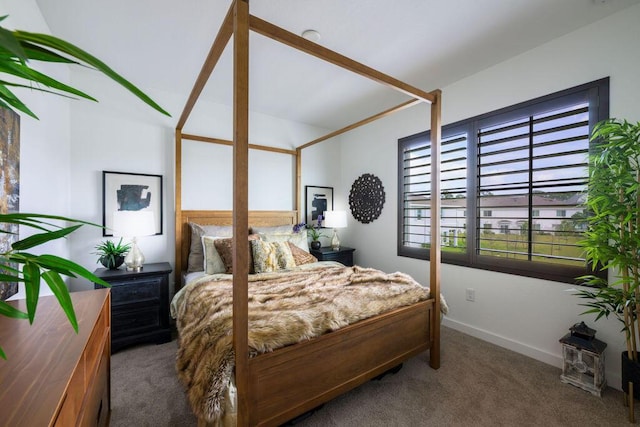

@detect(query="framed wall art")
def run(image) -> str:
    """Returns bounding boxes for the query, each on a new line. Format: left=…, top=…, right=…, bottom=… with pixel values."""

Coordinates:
left=305, top=185, right=333, bottom=227
left=102, top=171, right=163, bottom=236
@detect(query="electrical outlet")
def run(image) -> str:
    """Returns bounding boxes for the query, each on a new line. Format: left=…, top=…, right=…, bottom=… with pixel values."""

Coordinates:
left=466, top=288, right=475, bottom=302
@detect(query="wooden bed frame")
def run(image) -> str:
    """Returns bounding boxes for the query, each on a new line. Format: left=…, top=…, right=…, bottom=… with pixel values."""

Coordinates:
left=174, top=2, right=442, bottom=426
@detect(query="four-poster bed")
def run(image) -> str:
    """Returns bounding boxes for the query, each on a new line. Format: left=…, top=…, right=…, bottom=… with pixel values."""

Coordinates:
left=173, top=1, right=442, bottom=426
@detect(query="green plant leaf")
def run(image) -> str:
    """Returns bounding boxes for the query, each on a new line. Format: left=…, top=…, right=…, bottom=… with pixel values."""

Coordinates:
left=23, top=262, right=41, bottom=324
left=0, top=300, right=28, bottom=319
left=12, top=224, right=82, bottom=251
left=0, top=80, right=38, bottom=118
left=0, top=59, right=97, bottom=101
left=19, top=41, right=78, bottom=64
left=36, top=254, right=111, bottom=288
left=0, top=345, right=6, bottom=360
left=42, top=270, right=78, bottom=333
left=0, top=18, right=26, bottom=61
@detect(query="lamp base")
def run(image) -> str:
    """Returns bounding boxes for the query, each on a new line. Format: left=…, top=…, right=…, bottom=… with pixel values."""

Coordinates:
left=331, top=228, right=340, bottom=251
left=124, top=237, right=145, bottom=272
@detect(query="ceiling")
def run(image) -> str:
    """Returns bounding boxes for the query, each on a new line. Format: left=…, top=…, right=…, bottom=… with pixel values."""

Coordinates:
left=35, top=0, right=640, bottom=131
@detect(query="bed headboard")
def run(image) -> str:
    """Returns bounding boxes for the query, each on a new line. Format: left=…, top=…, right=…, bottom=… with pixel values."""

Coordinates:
left=175, top=210, right=298, bottom=289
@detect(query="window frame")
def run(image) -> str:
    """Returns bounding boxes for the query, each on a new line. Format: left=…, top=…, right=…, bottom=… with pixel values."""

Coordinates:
left=397, top=78, right=609, bottom=284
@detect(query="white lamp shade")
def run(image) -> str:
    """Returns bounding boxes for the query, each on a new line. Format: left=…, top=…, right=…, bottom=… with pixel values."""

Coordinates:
left=323, top=210, right=347, bottom=228
left=112, top=210, right=155, bottom=237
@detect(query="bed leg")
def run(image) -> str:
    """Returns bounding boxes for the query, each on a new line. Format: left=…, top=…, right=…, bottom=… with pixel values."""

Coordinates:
left=429, top=343, right=440, bottom=369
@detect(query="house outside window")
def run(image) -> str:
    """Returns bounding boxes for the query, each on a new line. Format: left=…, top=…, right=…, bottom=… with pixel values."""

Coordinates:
left=397, top=78, right=609, bottom=283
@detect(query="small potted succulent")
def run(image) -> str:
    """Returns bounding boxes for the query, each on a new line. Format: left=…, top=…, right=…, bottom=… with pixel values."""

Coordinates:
left=94, top=238, right=131, bottom=270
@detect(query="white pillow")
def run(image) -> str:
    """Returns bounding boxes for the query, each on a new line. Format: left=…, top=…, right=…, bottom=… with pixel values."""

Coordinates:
left=202, top=236, right=228, bottom=274
left=260, top=231, right=309, bottom=253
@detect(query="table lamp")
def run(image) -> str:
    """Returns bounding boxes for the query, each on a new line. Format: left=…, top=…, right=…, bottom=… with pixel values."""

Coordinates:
left=113, top=210, right=155, bottom=271
left=323, top=210, right=347, bottom=250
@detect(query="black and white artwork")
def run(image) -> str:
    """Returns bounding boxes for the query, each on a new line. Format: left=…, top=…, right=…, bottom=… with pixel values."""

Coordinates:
left=305, top=186, right=333, bottom=227
left=102, top=171, right=163, bottom=236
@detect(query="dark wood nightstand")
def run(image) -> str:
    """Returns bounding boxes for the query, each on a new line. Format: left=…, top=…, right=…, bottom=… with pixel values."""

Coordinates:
left=310, top=246, right=355, bottom=266
left=93, top=262, right=172, bottom=352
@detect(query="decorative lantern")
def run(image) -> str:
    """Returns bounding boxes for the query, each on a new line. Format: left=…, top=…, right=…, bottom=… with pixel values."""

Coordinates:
left=559, top=321, right=607, bottom=396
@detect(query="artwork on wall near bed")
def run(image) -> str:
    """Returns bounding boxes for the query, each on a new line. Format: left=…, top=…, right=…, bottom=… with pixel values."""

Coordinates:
left=102, top=171, right=163, bottom=236
left=349, top=173, right=385, bottom=224
left=305, top=185, right=333, bottom=227
left=0, top=107, right=20, bottom=300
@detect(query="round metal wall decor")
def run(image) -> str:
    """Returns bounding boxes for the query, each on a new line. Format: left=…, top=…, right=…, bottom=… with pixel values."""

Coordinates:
left=349, top=173, right=385, bottom=224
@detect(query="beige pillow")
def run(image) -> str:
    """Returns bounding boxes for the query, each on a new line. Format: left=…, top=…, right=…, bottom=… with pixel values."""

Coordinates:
left=202, top=236, right=228, bottom=275
left=251, top=240, right=296, bottom=273
left=187, top=223, right=233, bottom=272
left=214, top=234, right=260, bottom=274
left=287, top=242, right=317, bottom=266
left=260, top=231, right=309, bottom=252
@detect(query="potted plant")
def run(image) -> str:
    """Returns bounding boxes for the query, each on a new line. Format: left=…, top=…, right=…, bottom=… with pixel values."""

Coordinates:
left=94, top=238, right=131, bottom=270
left=574, top=119, right=640, bottom=401
left=0, top=17, right=170, bottom=359
left=293, top=218, right=326, bottom=250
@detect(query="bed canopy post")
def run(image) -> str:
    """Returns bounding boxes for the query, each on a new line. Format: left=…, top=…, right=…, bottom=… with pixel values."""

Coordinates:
left=429, top=89, right=442, bottom=369
left=175, top=129, right=183, bottom=278
left=232, top=0, right=251, bottom=425
left=295, top=147, right=302, bottom=221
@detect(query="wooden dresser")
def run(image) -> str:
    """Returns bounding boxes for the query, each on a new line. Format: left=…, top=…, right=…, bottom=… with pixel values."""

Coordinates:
left=0, top=288, right=111, bottom=427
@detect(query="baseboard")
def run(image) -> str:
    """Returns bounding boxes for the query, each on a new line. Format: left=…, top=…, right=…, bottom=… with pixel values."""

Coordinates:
left=442, top=318, right=622, bottom=391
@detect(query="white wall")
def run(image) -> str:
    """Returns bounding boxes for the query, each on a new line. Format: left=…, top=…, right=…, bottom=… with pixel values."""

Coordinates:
left=338, top=4, right=640, bottom=389
left=2, top=0, right=72, bottom=299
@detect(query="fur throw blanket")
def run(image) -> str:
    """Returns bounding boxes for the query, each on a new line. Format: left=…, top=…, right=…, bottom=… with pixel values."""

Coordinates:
left=175, top=265, right=440, bottom=422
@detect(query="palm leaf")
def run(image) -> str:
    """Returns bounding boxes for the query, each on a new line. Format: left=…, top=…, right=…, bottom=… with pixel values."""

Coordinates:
left=23, top=262, right=40, bottom=324
left=0, top=81, right=37, bottom=118
left=0, top=300, right=28, bottom=320
left=42, top=270, right=78, bottom=333
left=12, top=224, right=83, bottom=251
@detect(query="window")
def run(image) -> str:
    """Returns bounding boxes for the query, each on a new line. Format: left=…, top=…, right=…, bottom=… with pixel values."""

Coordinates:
left=398, top=78, right=609, bottom=283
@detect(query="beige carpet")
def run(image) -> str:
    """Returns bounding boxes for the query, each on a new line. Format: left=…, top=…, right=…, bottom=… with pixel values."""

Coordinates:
left=111, top=327, right=636, bottom=426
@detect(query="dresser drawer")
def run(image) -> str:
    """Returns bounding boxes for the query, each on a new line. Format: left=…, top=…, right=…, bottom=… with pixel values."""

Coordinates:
left=112, top=306, right=160, bottom=337
left=110, top=277, right=161, bottom=306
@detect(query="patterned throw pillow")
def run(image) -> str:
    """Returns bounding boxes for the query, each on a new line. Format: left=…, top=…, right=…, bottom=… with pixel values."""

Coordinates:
left=251, top=240, right=296, bottom=273
left=260, top=231, right=309, bottom=252
left=214, top=234, right=260, bottom=274
left=287, top=242, right=317, bottom=265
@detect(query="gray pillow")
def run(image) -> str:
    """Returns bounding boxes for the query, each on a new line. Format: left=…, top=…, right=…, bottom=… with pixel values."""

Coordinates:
left=187, top=223, right=233, bottom=272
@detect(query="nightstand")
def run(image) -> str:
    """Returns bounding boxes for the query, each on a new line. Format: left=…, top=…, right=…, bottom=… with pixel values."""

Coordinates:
left=93, top=262, right=172, bottom=352
left=310, top=246, right=356, bottom=266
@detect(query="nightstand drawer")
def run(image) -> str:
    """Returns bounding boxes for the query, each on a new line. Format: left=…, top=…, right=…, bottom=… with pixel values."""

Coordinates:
left=112, top=306, right=160, bottom=337
left=310, top=247, right=356, bottom=267
left=321, top=252, right=352, bottom=264
left=110, top=277, right=161, bottom=306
